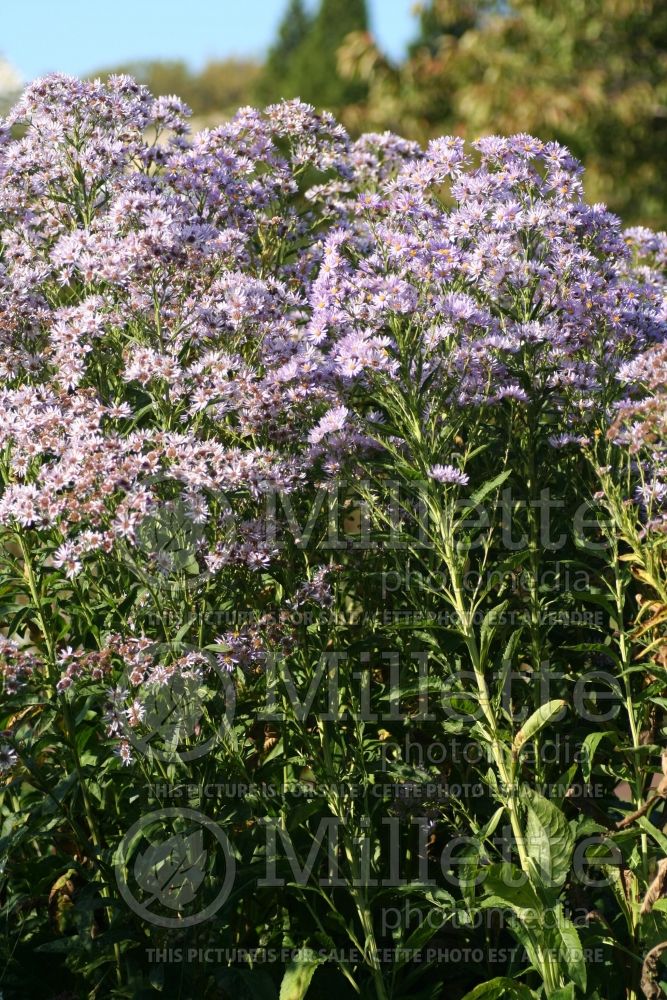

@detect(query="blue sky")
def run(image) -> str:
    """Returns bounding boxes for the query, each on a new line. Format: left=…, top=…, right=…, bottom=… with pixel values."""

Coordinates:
left=4, top=0, right=418, bottom=82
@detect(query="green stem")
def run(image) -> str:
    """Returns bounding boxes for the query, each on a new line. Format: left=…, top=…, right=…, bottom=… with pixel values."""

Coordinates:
left=449, top=560, right=562, bottom=996
left=611, top=538, right=648, bottom=886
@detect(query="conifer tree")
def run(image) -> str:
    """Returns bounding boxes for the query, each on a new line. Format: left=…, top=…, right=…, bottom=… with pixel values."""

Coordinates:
left=290, top=0, right=369, bottom=110
left=256, top=0, right=312, bottom=103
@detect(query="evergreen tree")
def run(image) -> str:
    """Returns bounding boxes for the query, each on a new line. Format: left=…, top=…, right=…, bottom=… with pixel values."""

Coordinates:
left=291, top=0, right=369, bottom=110
left=256, top=0, right=312, bottom=103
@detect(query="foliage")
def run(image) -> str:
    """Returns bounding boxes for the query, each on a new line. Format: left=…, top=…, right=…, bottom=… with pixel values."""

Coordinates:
left=0, top=74, right=666, bottom=1000
left=339, top=0, right=667, bottom=227
left=256, top=0, right=313, bottom=105
left=287, top=0, right=369, bottom=110
left=92, top=0, right=369, bottom=118
left=257, top=0, right=369, bottom=112
left=92, top=58, right=261, bottom=120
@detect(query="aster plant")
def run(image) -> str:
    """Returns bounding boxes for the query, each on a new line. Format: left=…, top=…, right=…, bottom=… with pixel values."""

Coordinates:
left=0, top=75, right=666, bottom=1000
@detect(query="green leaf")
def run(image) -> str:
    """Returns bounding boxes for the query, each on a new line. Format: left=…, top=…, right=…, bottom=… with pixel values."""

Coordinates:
left=502, top=626, right=524, bottom=668
left=400, top=908, right=450, bottom=959
left=482, top=863, right=541, bottom=913
left=549, top=904, right=587, bottom=992
left=134, top=830, right=206, bottom=909
left=463, top=469, right=513, bottom=515
left=580, top=731, right=613, bottom=782
left=279, top=949, right=324, bottom=1000
left=479, top=806, right=505, bottom=842
left=550, top=986, right=576, bottom=1000
left=460, top=976, right=537, bottom=999
left=512, top=700, right=567, bottom=755
left=480, top=600, right=510, bottom=664
left=506, top=914, right=541, bottom=975
left=563, top=642, right=621, bottom=667
left=524, top=791, right=574, bottom=889
left=149, top=963, right=165, bottom=990
left=637, top=815, right=667, bottom=854
left=551, top=763, right=579, bottom=806
left=493, top=627, right=525, bottom=708
left=577, top=591, right=616, bottom=619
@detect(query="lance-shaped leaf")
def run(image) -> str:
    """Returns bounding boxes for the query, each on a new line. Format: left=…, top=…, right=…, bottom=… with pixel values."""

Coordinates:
left=134, top=830, right=207, bottom=910
left=279, top=948, right=324, bottom=1000
left=580, top=730, right=613, bottom=782
left=459, top=468, right=513, bottom=519
left=480, top=600, right=509, bottom=665
left=546, top=903, right=587, bottom=993
left=512, top=700, right=567, bottom=756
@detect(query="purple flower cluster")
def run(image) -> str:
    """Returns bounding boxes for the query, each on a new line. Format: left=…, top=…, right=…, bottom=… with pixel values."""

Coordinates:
left=430, top=465, right=470, bottom=486
left=610, top=342, right=667, bottom=532
left=0, top=636, right=41, bottom=694
left=0, top=76, right=665, bottom=748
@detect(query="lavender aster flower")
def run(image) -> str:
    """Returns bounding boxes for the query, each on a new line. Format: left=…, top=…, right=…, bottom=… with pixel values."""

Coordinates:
left=430, top=465, right=470, bottom=486
left=308, top=405, right=349, bottom=444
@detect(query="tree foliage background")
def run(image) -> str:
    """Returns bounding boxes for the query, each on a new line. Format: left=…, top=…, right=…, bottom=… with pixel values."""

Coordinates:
left=89, top=0, right=666, bottom=225
left=91, top=58, right=262, bottom=123
left=258, top=0, right=369, bottom=108
left=339, top=0, right=667, bottom=227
